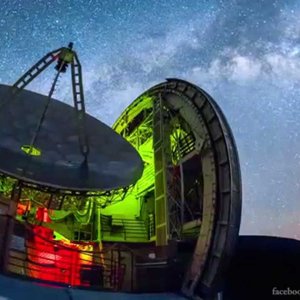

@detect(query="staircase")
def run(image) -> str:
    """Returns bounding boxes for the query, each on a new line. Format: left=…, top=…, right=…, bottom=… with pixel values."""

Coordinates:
left=101, top=215, right=149, bottom=243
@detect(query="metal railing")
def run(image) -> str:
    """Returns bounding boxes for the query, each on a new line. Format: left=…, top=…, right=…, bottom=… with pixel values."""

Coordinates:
left=138, top=196, right=155, bottom=240
left=0, top=214, right=129, bottom=291
left=101, top=215, right=150, bottom=242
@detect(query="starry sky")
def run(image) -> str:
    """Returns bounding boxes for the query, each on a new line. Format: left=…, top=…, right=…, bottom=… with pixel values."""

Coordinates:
left=0, top=0, right=300, bottom=239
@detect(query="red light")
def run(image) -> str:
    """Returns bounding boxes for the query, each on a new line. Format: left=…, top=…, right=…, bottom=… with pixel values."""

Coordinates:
left=26, top=226, right=92, bottom=286
left=36, top=208, right=51, bottom=223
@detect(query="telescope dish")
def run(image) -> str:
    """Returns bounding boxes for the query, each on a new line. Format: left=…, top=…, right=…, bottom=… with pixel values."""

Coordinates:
left=0, top=84, right=144, bottom=191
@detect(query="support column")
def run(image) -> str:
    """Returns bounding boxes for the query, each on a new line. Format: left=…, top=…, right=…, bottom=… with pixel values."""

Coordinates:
left=152, top=94, right=172, bottom=246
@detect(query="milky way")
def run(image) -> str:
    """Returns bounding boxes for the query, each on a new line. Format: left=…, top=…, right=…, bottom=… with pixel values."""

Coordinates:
left=1, top=0, right=300, bottom=239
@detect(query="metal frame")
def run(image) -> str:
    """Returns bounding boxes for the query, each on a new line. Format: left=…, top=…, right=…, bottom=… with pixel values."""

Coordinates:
left=113, top=78, right=242, bottom=299
left=11, top=44, right=89, bottom=160
left=0, top=172, right=132, bottom=212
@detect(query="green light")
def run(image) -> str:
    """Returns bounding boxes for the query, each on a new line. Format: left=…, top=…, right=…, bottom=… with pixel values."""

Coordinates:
left=106, top=95, right=155, bottom=219
left=21, top=145, right=41, bottom=156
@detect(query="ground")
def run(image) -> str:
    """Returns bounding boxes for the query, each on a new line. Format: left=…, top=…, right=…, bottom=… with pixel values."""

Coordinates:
left=0, top=274, right=185, bottom=300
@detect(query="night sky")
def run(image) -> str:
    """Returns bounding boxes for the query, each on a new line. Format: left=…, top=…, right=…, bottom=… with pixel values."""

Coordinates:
left=0, top=0, right=300, bottom=239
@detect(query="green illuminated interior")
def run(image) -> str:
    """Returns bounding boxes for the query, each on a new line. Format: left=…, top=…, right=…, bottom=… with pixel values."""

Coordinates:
left=102, top=95, right=155, bottom=219
left=0, top=95, right=156, bottom=243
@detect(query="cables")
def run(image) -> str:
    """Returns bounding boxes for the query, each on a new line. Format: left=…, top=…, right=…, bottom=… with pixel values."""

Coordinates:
left=28, top=70, right=62, bottom=154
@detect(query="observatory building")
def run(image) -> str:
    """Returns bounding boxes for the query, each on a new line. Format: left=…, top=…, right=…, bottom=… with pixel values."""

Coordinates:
left=0, top=44, right=241, bottom=300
